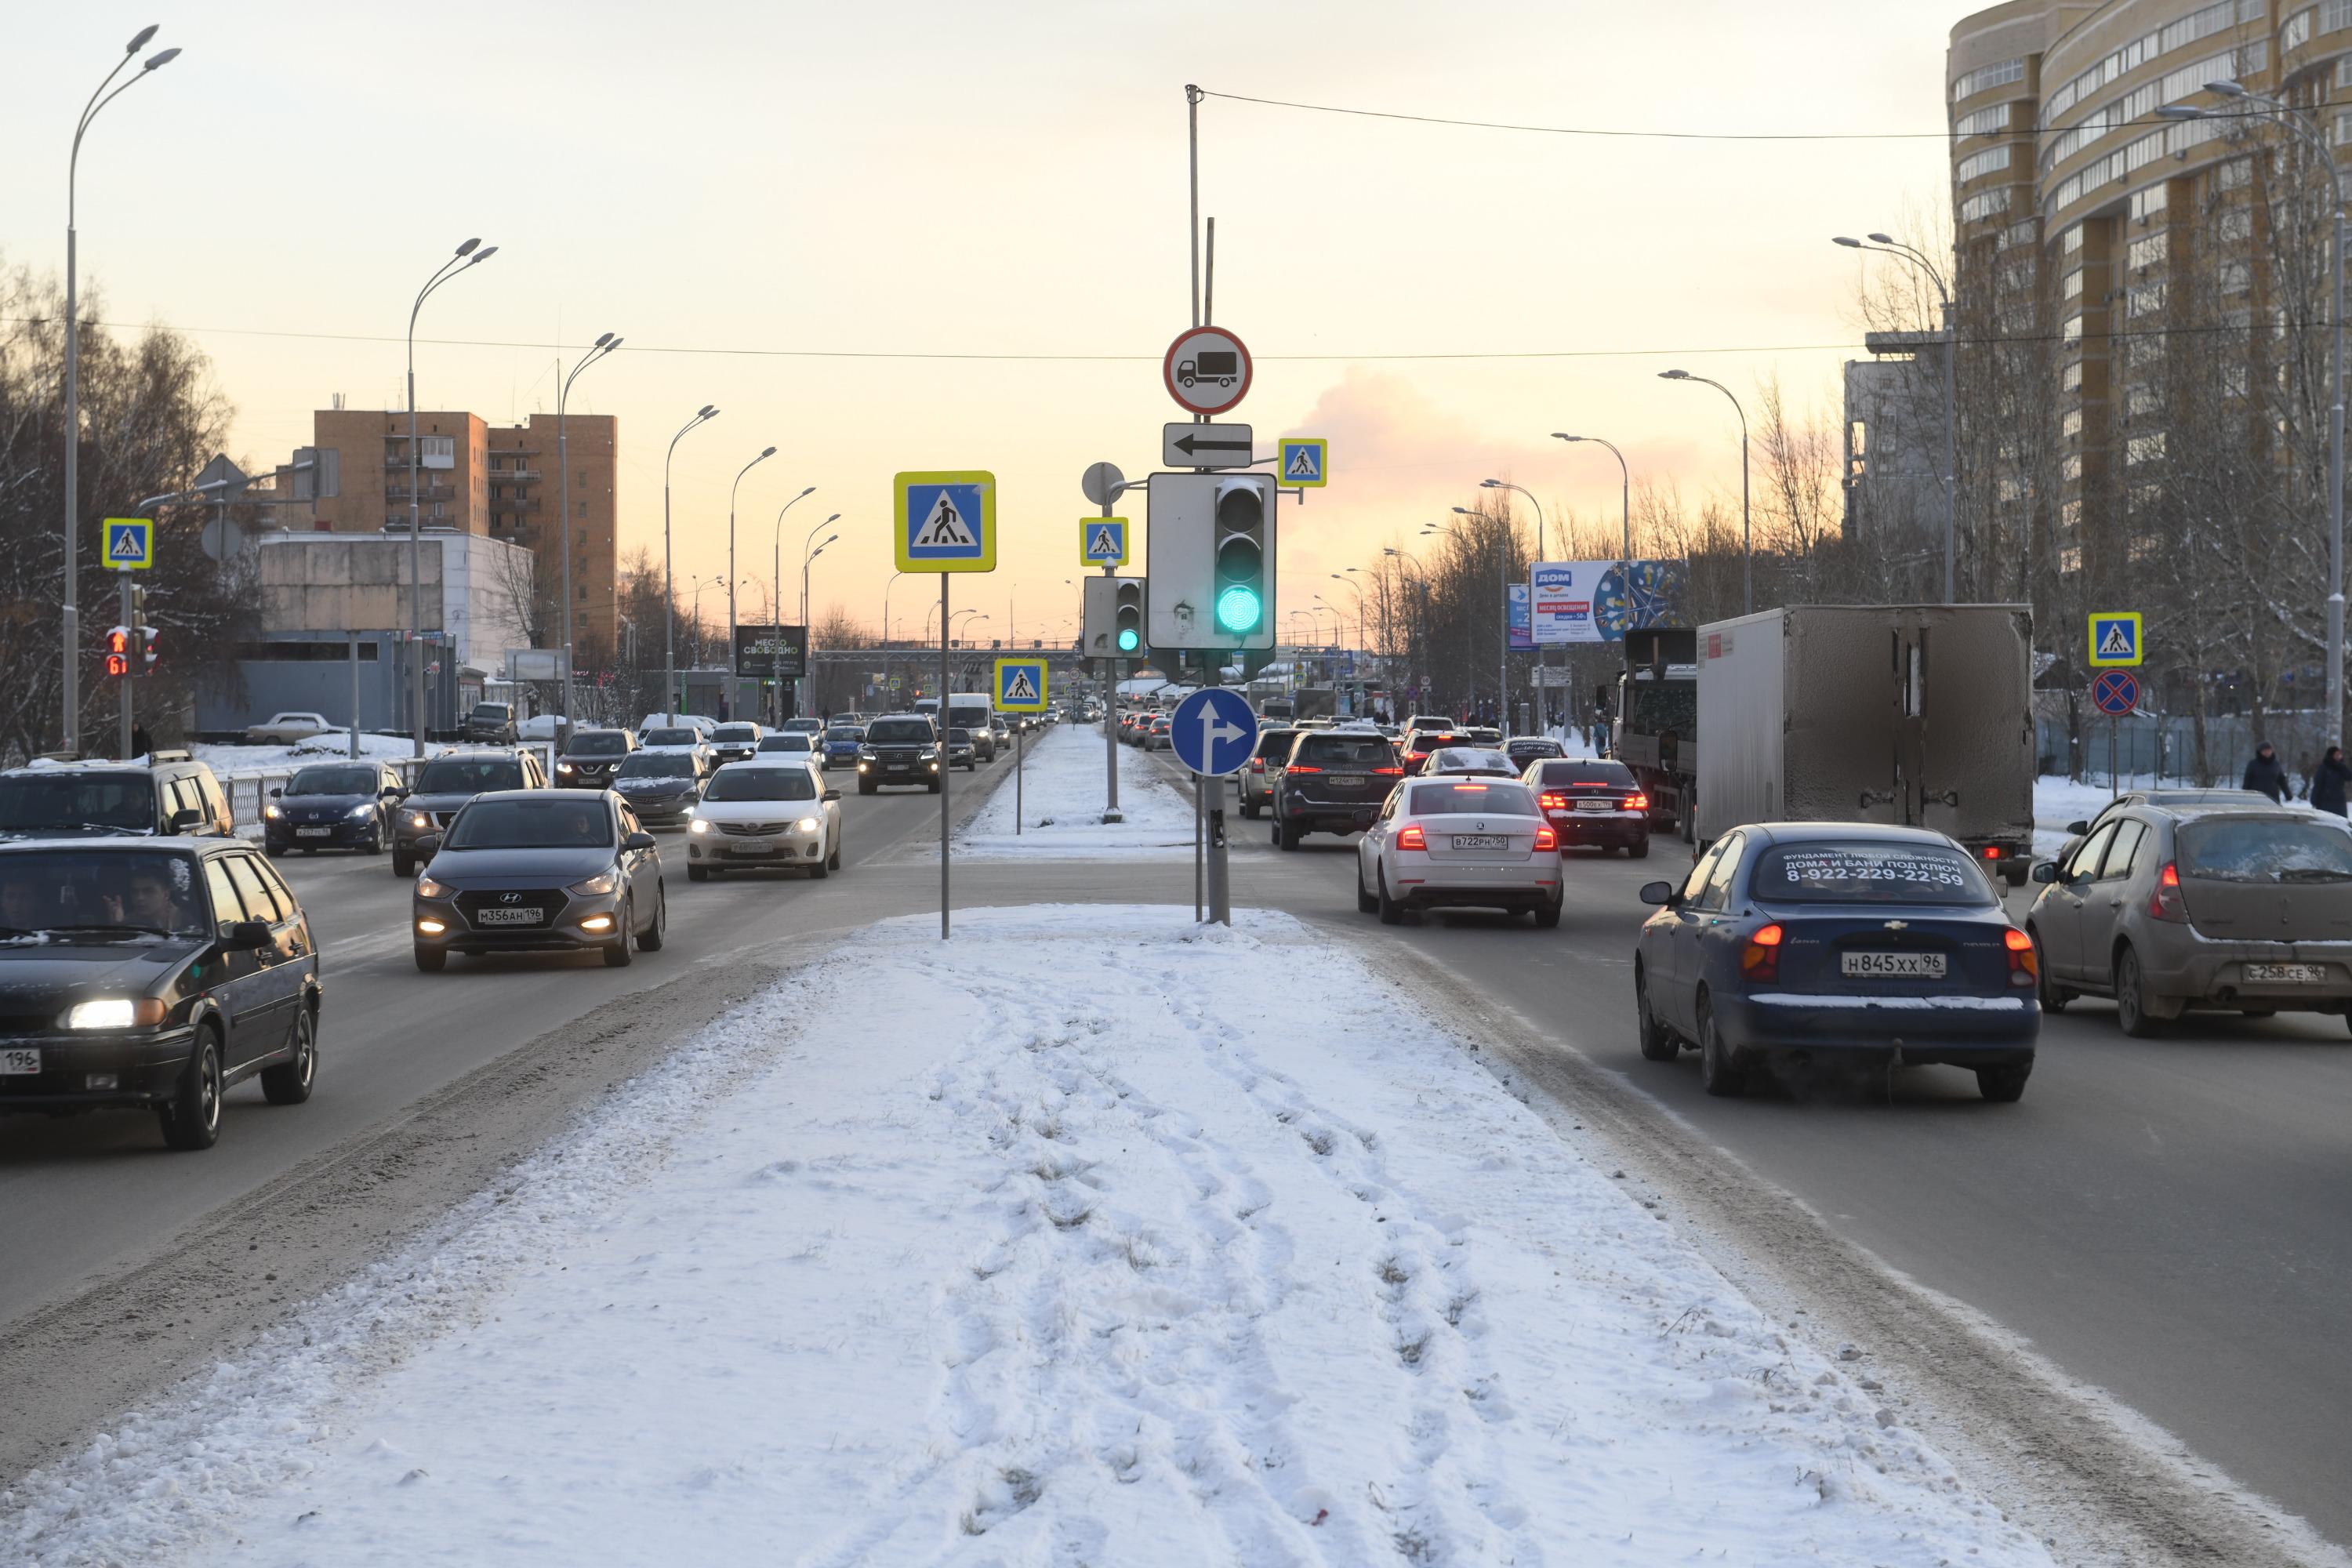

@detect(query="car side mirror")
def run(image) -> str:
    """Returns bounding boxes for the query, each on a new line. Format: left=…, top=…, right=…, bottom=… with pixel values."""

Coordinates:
left=822, top=789, right=840, bottom=802
left=267, top=786, right=283, bottom=799
left=414, top=833, right=444, bottom=858
left=2031, top=862, right=2059, bottom=884
left=1639, top=880, right=1678, bottom=907
left=221, top=919, right=273, bottom=951
left=167, top=807, right=201, bottom=833
left=383, top=786, right=407, bottom=800
left=2066, top=820, right=2090, bottom=837
left=623, top=830, right=658, bottom=851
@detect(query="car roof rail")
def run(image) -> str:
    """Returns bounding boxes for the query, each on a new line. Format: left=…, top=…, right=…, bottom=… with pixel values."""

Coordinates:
left=147, top=749, right=195, bottom=764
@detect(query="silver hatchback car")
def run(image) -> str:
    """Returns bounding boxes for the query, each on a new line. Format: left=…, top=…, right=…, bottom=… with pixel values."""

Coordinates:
left=2027, top=804, right=2352, bottom=1034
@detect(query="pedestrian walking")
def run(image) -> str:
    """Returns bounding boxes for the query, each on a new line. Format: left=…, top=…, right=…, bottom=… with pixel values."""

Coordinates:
left=2243, top=742, right=2290, bottom=804
left=2310, top=746, right=2351, bottom=817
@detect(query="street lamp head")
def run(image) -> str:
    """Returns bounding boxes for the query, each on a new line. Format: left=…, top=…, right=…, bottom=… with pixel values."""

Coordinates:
left=2154, top=104, right=2203, bottom=121
left=1832, top=235, right=1864, bottom=248
left=699, top=405, right=719, bottom=419
left=469, top=245, right=498, bottom=264
left=143, top=47, right=180, bottom=70
left=1866, top=232, right=1895, bottom=245
left=824, top=512, right=840, bottom=524
left=798, top=486, right=815, bottom=498
left=822, top=533, right=839, bottom=546
left=455, top=238, right=481, bottom=257
left=2205, top=78, right=2249, bottom=97
left=1660, top=369, right=1690, bottom=381
left=592, top=332, right=615, bottom=349
left=127, top=24, right=159, bottom=52
left=1450, top=506, right=1473, bottom=516
left=1552, top=433, right=1580, bottom=442
left=758, top=445, right=778, bottom=459
left=603, top=336, right=624, bottom=352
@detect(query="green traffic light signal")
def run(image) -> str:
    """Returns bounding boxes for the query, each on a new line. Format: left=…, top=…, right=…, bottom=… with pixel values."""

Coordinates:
left=1117, top=626, right=1140, bottom=652
left=1213, top=480, right=1268, bottom=637
left=1215, top=584, right=1261, bottom=633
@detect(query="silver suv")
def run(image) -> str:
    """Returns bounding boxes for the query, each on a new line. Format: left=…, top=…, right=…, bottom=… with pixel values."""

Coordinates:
left=2027, top=804, right=2352, bottom=1035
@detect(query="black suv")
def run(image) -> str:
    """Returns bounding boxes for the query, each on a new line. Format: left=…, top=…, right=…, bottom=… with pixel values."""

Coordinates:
left=0, top=838, right=321, bottom=1150
left=390, top=747, right=550, bottom=876
left=857, top=716, right=942, bottom=793
left=0, top=752, right=234, bottom=842
left=463, top=702, right=518, bottom=744
left=554, top=728, right=635, bottom=790
left=1272, top=731, right=1403, bottom=849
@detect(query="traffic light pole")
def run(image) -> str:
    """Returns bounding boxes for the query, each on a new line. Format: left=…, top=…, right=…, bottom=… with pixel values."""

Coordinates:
left=938, top=571, right=951, bottom=942
left=116, top=572, right=132, bottom=760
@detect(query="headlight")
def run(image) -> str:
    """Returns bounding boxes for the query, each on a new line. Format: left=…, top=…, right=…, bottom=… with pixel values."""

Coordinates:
left=567, top=869, right=619, bottom=897
left=858, top=748, right=876, bottom=760
left=795, top=816, right=819, bottom=833
left=689, top=818, right=712, bottom=835
left=556, top=762, right=575, bottom=774
left=415, top=875, right=454, bottom=898
left=263, top=804, right=283, bottom=820
left=350, top=802, right=378, bottom=818
left=408, top=811, right=430, bottom=829
left=65, top=997, right=165, bottom=1029
left=919, top=747, right=938, bottom=760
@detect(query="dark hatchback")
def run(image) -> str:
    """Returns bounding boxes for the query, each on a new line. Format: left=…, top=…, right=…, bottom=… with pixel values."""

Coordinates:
left=554, top=728, right=635, bottom=790
left=857, top=716, right=942, bottom=793
left=610, top=751, right=703, bottom=824
left=392, top=750, right=550, bottom=877
left=0, top=840, right=321, bottom=1149
left=946, top=728, right=980, bottom=771
left=1634, top=823, right=2038, bottom=1101
left=411, top=792, right=664, bottom=971
left=263, top=761, right=405, bottom=856
left=0, top=756, right=235, bottom=842
left=820, top=725, right=866, bottom=770
left=1272, top=731, right=1404, bottom=849
left=1525, top=757, right=1650, bottom=858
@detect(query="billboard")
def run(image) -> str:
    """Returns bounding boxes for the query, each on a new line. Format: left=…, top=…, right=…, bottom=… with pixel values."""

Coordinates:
left=1529, top=560, right=1687, bottom=644
left=734, top=623, right=807, bottom=678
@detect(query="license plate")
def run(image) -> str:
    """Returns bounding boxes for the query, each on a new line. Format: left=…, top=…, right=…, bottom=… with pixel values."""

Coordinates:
left=1577, top=799, right=1611, bottom=812
left=1841, top=951, right=1947, bottom=979
left=474, top=907, right=544, bottom=927
left=295, top=827, right=332, bottom=837
left=1451, top=834, right=1507, bottom=851
left=2, top=1047, right=38, bottom=1075
left=2245, top=962, right=2327, bottom=984
left=1331, top=775, right=1366, bottom=788
left=724, top=841, right=777, bottom=856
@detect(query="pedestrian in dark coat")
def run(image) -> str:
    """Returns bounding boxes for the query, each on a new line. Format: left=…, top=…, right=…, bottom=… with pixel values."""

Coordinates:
left=2244, top=742, right=2290, bottom=804
left=2310, top=746, right=2351, bottom=816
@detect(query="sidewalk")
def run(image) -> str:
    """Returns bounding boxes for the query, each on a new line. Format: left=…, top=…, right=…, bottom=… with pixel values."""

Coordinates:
left=953, top=724, right=1200, bottom=860
left=8, top=906, right=2052, bottom=1568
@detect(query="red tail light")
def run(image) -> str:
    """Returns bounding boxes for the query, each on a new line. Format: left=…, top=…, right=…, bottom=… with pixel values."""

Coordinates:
left=1373, top=766, right=1404, bottom=775
left=1740, top=922, right=1784, bottom=984
left=1534, top=824, right=1559, bottom=851
left=1982, top=845, right=2002, bottom=860
left=1624, top=792, right=1650, bottom=811
left=1286, top=764, right=1322, bottom=775
left=1397, top=824, right=1428, bottom=851
left=1539, top=791, right=1567, bottom=811
left=2005, top=924, right=2039, bottom=985
left=1249, top=758, right=1265, bottom=774
left=1406, top=750, right=1428, bottom=763
left=2148, top=862, right=2188, bottom=923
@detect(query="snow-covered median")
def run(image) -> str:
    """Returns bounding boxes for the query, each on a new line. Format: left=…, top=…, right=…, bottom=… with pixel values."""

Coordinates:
left=5, top=907, right=2053, bottom=1568
left=954, top=724, right=1200, bottom=859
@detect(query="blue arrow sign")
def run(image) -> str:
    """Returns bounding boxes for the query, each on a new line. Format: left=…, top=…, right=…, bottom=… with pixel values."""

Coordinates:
left=1171, top=688, right=1259, bottom=777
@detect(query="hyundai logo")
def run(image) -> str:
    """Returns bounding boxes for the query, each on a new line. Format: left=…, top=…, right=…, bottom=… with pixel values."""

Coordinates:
left=500, top=891, right=523, bottom=905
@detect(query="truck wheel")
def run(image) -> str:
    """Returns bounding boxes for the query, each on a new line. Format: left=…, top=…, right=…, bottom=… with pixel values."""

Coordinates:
left=2003, top=862, right=2029, bottom=889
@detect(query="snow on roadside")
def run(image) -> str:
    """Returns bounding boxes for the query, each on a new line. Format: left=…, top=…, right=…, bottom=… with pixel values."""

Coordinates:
left=954, top=723, right=1200, bottom=859
left=5, top=906, right=2054, bottom=1568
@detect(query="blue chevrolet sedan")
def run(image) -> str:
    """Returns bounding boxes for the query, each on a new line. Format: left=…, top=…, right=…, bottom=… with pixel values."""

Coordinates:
left=1633, top=822, right=2038, bottom=1101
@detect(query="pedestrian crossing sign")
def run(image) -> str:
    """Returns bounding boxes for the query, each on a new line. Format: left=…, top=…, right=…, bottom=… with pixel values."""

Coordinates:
left=1279, top=438, right=1328, bottom=488
left=2088, top=612, right=2143, bottom=668
left=1080, top=517, right=1130, bottom=568
left=994, top=657, right=1048, bottom=713
left=103, top=517, right=153, bottom=571
left=895, top=470, right=996, bottom=572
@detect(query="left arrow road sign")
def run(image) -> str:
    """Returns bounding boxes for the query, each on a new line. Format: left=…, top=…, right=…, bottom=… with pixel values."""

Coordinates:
left=1162, top=423, right=1253, bottom=467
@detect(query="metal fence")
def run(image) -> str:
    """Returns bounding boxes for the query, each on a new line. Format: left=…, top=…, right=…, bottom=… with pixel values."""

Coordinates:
left=2037, top=712, right=2328, bottom=789
left=218, top=741, right=558, bottom=836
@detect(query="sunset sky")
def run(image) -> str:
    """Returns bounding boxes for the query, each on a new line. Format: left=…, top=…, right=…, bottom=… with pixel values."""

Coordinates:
left=5, top=1, right=1955, bottom=648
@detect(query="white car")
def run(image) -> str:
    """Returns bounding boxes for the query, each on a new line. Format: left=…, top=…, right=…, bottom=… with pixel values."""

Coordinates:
left=755, top=732, right=818, bottom=761
left=637, top=725, right=713, bottom=775
left=1356, top=775, right=1562, bottom=927
left=1421, top=746, right=1521, bottom=779
left=244, top=711, right=335, bottom=744
left=684, top=760, right=841, bottom=881
left=637, top=712, right=715, bottom=740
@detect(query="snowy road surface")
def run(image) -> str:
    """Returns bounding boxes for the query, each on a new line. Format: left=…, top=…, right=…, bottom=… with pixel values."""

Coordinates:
left=950, top=725, right=1200, bottom=860
left=9, top=906, right=2052, bottom=1567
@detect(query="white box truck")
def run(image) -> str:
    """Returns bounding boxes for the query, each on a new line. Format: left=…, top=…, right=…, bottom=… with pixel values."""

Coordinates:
left=1695, top=604, right=2036, bottom=884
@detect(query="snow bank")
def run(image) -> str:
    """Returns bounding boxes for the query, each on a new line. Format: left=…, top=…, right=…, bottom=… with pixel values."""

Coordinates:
left=955, top=724, right=1200, bottom=860
left=5, top=906, right=2054, bottom=1568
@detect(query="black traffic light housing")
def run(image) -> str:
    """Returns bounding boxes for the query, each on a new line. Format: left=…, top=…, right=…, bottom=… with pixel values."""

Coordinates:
left=1211, top=476, right=1271, bottom=642
left=103, top=626, right=131, bottom=678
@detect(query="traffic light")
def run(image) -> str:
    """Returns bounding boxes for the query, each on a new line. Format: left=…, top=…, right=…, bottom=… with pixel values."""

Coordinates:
left=1144, top=472, right=1274, bottom=651
left=102, top=626, right=131, bottom=678
left=1082, top=575, right=1148, bottom=659
left=140, top=625, right=159, bottom=670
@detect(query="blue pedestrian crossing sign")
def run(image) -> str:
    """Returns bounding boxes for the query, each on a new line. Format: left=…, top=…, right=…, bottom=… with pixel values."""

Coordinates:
left=994, top=657, right=1048, bottom=713
left=1171, top=688, right=1259, bottom=776
left=1279, top=437, right=1328, bottom=488
left=103, top=517, right=153, bottom=572
left=894, top=471, right=996, bottom=572
left=2088, top=611, right=2142, bottom=668
left=1080, top=517, right=1129, bottom=568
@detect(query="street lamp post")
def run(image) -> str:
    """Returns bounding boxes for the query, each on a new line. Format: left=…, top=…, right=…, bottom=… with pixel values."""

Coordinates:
left=1659, top=370, right=1752, bottom=615
left=406, top=238, right=498, bottom=755
left=662, top=405, right=720, bottom=723
left=62, top=26, right=179, bottom=757
left=797, top=514, right=840, bottom=720
left=727, top=445, right=778, bottom=718
left=764, top=487, right=814, bottom=723
left=1834, top=234, right=1958, bottom=603
left=557, top=332, right=622, bottom=738
left=1552, top=434, right=1632, bottom=562
left=1446, top=509, right=1514, bottom=727
left=1482, top=479, right=1548, bottom=729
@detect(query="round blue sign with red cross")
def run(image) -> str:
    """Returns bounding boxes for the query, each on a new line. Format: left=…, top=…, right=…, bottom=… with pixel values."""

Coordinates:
left=2091, top=669, right=2140, bottom=717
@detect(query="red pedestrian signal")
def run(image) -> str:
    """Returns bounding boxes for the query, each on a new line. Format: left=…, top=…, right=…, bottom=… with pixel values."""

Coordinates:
left=103, top=626, right=131, bottom=678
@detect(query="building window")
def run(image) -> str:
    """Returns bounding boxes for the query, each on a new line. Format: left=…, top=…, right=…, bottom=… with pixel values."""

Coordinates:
left=2063, top=360, right=2085, bottom=391
left=2324, top=0, right=2352, bottom=31
left=1958, top=145, right=2013, bottom=183
left=2132, top=185, right=2169, bottom=221
left=2218, top=207, right=2252, bottom=243
left=1953, top=57, right=2025, bottom=100
left=2063, top=314, right=2085, bottom=346
left=2063, top=453, right=2084, bottom=481
left=2286, top=8, right=2314, bottom=48
left=1960, top=187, right=2013, bottom=224
left=2218, top=157, right=2252, bottom=193
left=2129, top=432, right=2168, bottom=466
left=2127, top=383, right=2162, bottom=418
left=2062, top=408, right=2084, bottom=439
left=2060, top=223, right=2085, bottom=256
left=1955, top=105, right=2009, bottom=137
left=2129, top=285, right=2167, bottom=317
left=2129, top=233, right=2168, bottom=271
left=2063, top=267, right=2086, bottom=299
left=2220, top=259, right=2253, bottom=293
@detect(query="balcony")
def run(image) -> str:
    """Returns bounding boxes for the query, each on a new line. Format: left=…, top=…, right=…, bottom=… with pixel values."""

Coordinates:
left=489, top=467, right=541, bottom=483
left=386, top=485, right=456, bottom=505
left=490, top=497, right=543, bottom=516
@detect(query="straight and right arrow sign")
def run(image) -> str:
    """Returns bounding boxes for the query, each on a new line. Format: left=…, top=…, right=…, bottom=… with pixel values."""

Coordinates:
left=1163, top=423, right=1253, bottom=467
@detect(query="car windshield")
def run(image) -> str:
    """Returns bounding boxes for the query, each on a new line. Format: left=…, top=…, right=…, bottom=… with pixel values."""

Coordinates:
left=413, top=759, right=524, bottom=794
left=867, top=720, right=934, bottom=744
left=0, top=849, right=209, bottom=937
left=643, top=728, right=698, bottom=747
left=1537, top=760, right=1636, bottom=789
left=825, top=728, right=862, bottom=743
left=1295, top=735, right=1394, bottom=767
left=470, top=705, right=508, bottom=720
left=783, top=719, right=823, bottom=734
left=446, top=799, right=613, bottom=850
left=288, top=766, right=379, bottom=796
left=618, top=753, right=695, bottom=779
left=712, top=725, right=759, bottom=742
left=703, top=768, right=818, bottom=803
left=1429, top=749, right=1513, bottom=773
left=1254, top=730, right=1297, bottom=758
left=2177, top=818, right=2352, bottom=882
left=949, top=729, right=972, bottom=743
left=1627, top=683, right=1697, bottom=735
left=1751, top=841, right=1996, bottom=906
left=569, top=732, right=629, bottom=756
left=0, top=773, right=158, bottom=832
left=1410, top=782, right=1537, bottom=815
left=760, top=734, right=812, bottom=751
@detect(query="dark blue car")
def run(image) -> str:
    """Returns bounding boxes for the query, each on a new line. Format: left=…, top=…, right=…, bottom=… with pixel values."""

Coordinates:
left=263, top=761, right=405, bottom=856
left=820, top=725, right=866, bottom=771
left=1634, top=822, right=2038, bottom=1101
